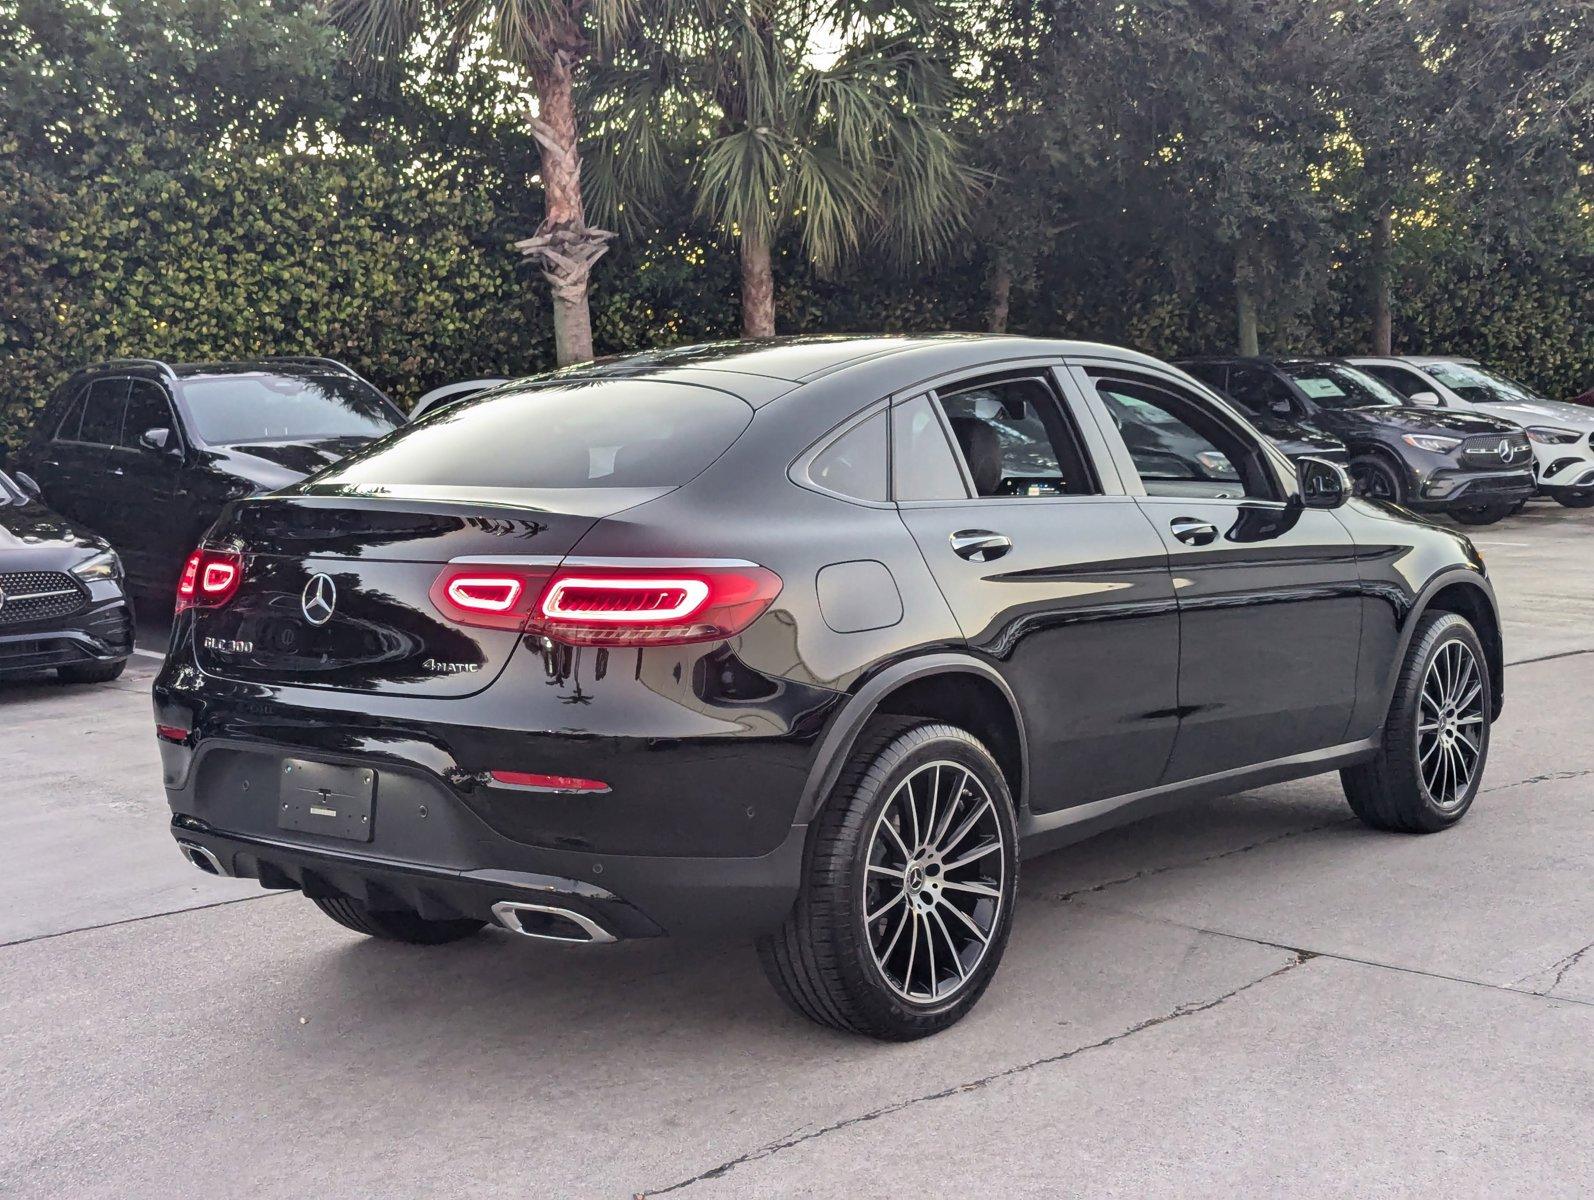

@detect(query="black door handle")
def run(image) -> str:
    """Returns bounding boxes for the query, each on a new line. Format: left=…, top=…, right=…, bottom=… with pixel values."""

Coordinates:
left=950, top=529, right=1013, bottom=562
left=1169, top=517, right=1219, bottom=546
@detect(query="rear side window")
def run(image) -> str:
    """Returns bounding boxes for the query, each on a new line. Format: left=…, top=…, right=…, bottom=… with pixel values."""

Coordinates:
left=807, top=410, right=888, bottom=501
left=77, top=378, right=130, bottom=445
left=1359, top=364, right=1428, bottom=399
left=892, top=395, right=968, bottom=501
left=314, top=380, right=754, bottom=490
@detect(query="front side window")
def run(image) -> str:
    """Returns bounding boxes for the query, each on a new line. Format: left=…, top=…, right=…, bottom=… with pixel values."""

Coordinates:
left=1096, top=377, right=1271, bottom=500
left=1279, top=363, right=1403, bottom=409
left=121, top=380, right=177, bottom=449
left=77, top=378, right=130, bottom=446
left=933, top=376, right=1096, bottom=498
left=1225, top=366, right=1298, bottom=417
left=52, top=386, right=88, bottom=442
left=178, top=373, right=401, bottom=444
left=312, top=379, right=753, bottom=491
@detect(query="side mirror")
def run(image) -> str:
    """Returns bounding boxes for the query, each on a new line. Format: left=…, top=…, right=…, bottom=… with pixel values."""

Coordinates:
left=1297, top=456, right=1351, bottom=509
left=139, top=427, right=174, bottom=453
left=1408, top=390, right=1442, bottom=407
left=14, top=471, right=42, bottom=498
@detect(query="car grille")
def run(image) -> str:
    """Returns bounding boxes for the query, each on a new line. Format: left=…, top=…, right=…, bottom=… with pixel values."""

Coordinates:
left=1460, top=432, right=1532, bottom=470
left=0, top=571, right=88, bottom=627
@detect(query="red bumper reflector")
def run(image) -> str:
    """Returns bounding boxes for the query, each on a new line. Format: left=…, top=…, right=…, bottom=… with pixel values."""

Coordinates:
left=488, top=770, right=610, bottom=794
left=156, top=724, right=191, bottom=744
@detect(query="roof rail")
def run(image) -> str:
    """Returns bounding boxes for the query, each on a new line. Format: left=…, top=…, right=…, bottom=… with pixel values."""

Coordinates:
left=262, top=355, right=361, bottom=378
left=99, top=357, right=178, bottom=381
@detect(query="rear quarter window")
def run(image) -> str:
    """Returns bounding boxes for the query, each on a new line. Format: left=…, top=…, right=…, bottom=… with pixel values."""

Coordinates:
left=312, top=380, right=754, bottom=490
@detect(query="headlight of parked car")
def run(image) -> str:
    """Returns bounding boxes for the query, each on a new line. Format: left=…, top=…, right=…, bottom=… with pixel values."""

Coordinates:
left=1525, top=426, right=1582, bottom=445
left=70, top=549, right=123, bottom=582
left=1400, top=433, right=1462, bottom=453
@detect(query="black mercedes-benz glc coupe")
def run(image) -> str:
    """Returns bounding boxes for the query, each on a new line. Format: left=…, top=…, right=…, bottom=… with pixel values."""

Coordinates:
left=1176, top=356, right=1533, bottom=525
left=155, top=337, right=1502, bottom=1039
left=0, top=468, right=132, bottom=682
left=15, top=357, right=403, bottom=599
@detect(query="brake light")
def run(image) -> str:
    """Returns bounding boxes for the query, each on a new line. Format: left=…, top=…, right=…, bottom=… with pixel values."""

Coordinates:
left=155, top=724, right=190, bottom=744
left=529, top=565, right=782, bottom=647
left=175, top=547, right=242, bottom=613
left=428, top=566, right=553, bottom=631
left=428, top=561, right=782, bottom=645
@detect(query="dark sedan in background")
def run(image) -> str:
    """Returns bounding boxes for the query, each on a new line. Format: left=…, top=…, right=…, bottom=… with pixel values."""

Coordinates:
left=1178, top=357, right=1534, bottom=525
left=0, top=469, right=133, bottom=683
left=15, top=357, right=403, bottom=598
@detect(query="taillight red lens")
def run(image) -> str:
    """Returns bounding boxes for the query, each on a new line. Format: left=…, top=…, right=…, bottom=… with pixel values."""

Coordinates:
left=175, top=547, right=242, bottom=613
left=428, top=566, right=553, bottom=631
left=529, top=565, right=782, bottom=647
left=428, top=561, right=782, bottom=645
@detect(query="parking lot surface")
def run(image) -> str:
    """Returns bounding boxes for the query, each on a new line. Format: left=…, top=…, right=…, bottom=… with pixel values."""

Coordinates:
left=3, top=501, right=1590, bottom=1198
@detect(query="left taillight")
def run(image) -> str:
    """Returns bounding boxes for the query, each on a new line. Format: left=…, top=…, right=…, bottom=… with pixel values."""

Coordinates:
left=428, top=566, right=555, bottom=631
left=175, top=547, right=242, bottom=613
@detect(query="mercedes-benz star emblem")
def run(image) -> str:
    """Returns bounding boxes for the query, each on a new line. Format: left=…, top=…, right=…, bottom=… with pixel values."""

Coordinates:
left=301, top=573, right=337, bottom=626
left=1497, top=438, right=1517, bottom=464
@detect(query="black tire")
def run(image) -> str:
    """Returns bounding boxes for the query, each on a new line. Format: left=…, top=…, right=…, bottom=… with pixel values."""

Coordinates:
left=1348, top=455, right=1405, bottom=504
left=1341, top=611, right=1490, bottom=833
left=1554, top=491, right=1594, bottom=509
left=1448, top=503, right=1513, bottom=526
left=757, top=718, right=1019, bottom=1040
left=57, top=659, right=126, bottom=684
left=311, top=896, right=486, bottom=944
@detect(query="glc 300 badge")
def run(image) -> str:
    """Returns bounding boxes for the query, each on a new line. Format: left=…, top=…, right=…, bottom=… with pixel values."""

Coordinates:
left=203, top=636, right=254, bottom=654
left=423, top=658, right=480, bottom=674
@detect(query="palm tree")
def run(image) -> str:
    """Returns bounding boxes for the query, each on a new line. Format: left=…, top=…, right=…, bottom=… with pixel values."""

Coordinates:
left=587, top=1, right=975, bottom=337
left=329, top=0, right=633, bottom=364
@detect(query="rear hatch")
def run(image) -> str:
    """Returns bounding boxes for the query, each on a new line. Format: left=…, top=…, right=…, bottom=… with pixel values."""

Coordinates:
left=192, top=491, right=642, bottom=697
left=189, top=375, right=755, bottom=698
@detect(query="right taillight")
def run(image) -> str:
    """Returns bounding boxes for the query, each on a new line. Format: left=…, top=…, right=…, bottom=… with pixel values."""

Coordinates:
left=429, top=561, right=782, bottom=646
left=175, top=547, right=242, bottom=613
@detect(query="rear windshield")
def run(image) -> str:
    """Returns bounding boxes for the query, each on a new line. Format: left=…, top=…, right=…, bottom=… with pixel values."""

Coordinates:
left=179, top=374, right=401, bottom=444
left=312, top=380, right=754, bottom=490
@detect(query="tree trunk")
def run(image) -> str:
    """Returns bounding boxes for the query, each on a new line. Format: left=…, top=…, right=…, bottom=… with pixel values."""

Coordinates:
left=987, top=259, right=1013, bottom=334
left=513, top=51, right=614, bottom=366
left=1370, top=206, right=1394, bottom=355
left=1235, top=255, right=1259, bottom=357
left=741, top=228, right=776, bottom=338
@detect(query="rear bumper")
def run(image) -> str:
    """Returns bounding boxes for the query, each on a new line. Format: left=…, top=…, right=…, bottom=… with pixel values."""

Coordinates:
left=170, top=812, right=807, bottom=939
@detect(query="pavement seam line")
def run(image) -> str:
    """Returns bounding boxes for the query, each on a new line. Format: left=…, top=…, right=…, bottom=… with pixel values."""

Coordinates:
left=1504, top=646, right=1594, bottom=668
left=640, top=952, right=1313, bottom=1197
left=0, top=892, right=284, bottom=950
left=1079, top=904, right=1594, bottom=1011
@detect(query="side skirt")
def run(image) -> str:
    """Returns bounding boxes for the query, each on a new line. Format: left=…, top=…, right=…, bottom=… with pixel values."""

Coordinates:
left=1017, top=737, right=1379, bottom=860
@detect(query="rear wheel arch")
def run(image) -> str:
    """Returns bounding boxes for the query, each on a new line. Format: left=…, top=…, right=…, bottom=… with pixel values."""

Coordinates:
left=797, top=655, right=1027, bottom=824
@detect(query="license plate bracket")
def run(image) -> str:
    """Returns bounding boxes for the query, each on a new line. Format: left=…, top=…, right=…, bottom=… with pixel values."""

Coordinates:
left=278, top=759, right=375, bottom=842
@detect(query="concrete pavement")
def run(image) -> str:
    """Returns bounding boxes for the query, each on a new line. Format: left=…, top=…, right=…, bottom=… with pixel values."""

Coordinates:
left=2, top=499, right=1589, bottom=1198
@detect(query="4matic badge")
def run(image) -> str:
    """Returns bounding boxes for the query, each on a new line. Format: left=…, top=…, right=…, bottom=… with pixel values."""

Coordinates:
left=423, top=658, right=481, bottom=674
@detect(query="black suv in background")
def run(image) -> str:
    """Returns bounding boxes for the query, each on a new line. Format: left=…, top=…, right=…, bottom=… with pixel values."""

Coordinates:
left=1177, top=357, right=1533, bottom=525
left=16, top=358, right=404, bottom=596
left=157, top=336, right=1502, bottom=1040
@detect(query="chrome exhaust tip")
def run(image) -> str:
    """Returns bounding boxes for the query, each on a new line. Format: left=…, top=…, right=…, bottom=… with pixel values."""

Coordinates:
left=491, top=900, right=616, bottom=944
left=177, top=840, right=226, bottom=876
